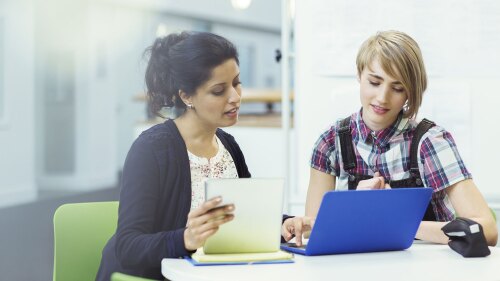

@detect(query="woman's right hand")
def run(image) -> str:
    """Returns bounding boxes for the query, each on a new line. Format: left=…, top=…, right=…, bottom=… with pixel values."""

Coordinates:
left=357, top=172, right=391, bottom=190
left=282, top=216, right=315, bottom=247
left=184, top=197, right=235, bottom=251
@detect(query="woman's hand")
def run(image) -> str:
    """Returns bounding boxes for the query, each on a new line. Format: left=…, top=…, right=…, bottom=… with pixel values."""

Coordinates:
left=184, top=197, right=235, bottom=251
left=282, top=216, right=315, bottom=246
left=357, top=172, right=391, bottom=190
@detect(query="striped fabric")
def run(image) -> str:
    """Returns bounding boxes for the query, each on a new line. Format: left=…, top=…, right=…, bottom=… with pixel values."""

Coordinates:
left=310, top=109, right=472, bottom=221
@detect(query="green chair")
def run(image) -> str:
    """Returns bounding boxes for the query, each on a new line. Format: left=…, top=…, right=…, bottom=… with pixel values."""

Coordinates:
left=53, top=201, right=158, bottom=281
left=111, top=272, right=158, bottom=281
left=53, top=201, right=119, bottom=281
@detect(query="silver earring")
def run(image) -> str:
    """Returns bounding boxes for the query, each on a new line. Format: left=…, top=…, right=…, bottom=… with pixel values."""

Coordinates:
left=187, top=104, right=194, bottom=109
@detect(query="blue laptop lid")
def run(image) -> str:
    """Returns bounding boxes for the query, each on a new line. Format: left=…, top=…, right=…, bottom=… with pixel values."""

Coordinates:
left=305, top=188, right=432, bottom=255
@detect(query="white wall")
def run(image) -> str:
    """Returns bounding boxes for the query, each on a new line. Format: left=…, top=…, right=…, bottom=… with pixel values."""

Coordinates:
left=212, top=24, right=281, bottom=89
left=0, top=0, right=36, bottom=207
left=35, top=0, right=118, bottom=190
left=77, top=3, right=118, bottom=188
left=294, top=0, right=500, bottom=211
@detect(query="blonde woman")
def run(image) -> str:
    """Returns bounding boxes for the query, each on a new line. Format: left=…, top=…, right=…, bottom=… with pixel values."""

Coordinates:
left=282, top=30, right=497, bottom=247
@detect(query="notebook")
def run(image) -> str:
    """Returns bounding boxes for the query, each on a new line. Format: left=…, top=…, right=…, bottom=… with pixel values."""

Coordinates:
left=281, top=188, right=432, bottom=256
left=203, top=178, right=284, bottom=254
left=187, top=249, right=293, bottom=266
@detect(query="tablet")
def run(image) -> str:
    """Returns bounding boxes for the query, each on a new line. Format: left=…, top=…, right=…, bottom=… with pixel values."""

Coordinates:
left=203, top=178, right=284, bottom=254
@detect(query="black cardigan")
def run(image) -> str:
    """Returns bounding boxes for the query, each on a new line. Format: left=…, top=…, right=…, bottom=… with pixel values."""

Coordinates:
left=96, top=119, right=251, bottom=280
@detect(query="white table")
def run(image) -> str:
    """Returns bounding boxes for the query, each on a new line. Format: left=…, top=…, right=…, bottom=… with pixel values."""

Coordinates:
left=162, top=242, right=500, bottom=281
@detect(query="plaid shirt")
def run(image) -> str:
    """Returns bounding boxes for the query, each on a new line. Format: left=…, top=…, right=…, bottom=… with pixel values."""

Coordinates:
left=311, top=109, right=472, bottom=221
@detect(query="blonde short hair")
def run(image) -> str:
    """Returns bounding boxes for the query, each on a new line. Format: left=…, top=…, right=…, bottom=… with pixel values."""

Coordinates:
left=356, top=30, right=427, bottom=119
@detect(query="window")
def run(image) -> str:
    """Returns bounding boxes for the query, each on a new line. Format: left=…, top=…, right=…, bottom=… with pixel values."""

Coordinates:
left=236, top=43, right=255, bottom=88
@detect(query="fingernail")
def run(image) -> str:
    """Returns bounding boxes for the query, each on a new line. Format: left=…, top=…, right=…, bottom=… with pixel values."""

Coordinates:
left=226, top=205, right=234, bottom=211
left=215, top=197, right=222, bottom=202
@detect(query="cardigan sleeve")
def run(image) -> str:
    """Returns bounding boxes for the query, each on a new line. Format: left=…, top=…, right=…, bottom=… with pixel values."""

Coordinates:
left=114, top=136, right=193, bottom=268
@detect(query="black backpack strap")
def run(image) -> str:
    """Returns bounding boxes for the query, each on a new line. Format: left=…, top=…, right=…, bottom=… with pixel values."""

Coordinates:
left=338, top=116, right=356, bottom=171
left=409, top=118, right=435, bottom=180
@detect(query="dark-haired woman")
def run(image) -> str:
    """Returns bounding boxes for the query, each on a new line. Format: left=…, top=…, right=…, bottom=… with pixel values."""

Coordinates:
left=96, top=31, right=250, bottom=281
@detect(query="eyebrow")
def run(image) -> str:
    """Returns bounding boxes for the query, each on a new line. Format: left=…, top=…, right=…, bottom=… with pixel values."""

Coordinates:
left=208, top=73, right=241, bottom=88
left=368, top=73, right=403, bottom=85
left=209, top=82, right=225, bottom=89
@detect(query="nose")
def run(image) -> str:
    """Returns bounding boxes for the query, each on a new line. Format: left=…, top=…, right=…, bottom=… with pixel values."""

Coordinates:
left=229, top=86, right=241, bottom=104
left=376, top=85, right=390, bottom=104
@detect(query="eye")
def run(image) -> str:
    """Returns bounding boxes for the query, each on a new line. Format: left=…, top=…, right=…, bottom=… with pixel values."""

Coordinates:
left=233, top=80, right=242, bottom=87
left=393, top=87, right=405, bottom=93
left=368, top=80, right=380, bottom=86
left=212, top=89, right=225, bottom=96
left=211, top=85, right=225, bottom=96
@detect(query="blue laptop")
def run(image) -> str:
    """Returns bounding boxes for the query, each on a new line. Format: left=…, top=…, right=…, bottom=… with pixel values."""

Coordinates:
left=281, top=188, right=432, bottom=256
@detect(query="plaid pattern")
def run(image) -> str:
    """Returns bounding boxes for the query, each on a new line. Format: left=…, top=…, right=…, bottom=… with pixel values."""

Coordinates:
left=311, top=109, right=472, bottom=221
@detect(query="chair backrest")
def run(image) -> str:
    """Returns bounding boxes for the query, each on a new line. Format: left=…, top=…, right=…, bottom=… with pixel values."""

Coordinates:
left=53, top=201, right=119, bottom=281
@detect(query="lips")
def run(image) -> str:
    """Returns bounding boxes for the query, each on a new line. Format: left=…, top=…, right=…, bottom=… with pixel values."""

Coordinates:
left=225, top=107, right=238, bottom=114
left=371, top=104, right=389, bottom=115
left=224, top=107, right=239, bottom=117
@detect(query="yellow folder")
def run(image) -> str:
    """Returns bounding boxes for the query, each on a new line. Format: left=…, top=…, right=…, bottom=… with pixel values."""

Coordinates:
left=190, top=249, right=293, bottom=265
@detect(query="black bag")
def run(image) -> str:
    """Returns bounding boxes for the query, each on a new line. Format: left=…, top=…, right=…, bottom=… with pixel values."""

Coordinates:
left=441, top=217, right=490, bottom=257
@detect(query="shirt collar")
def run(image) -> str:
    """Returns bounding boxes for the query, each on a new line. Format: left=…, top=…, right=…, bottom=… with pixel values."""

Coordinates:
left=355, top=109, right=409, bottom=146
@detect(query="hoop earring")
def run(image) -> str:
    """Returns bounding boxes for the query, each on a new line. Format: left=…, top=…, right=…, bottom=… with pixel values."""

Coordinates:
left=404, top=102, right=410, bottom=112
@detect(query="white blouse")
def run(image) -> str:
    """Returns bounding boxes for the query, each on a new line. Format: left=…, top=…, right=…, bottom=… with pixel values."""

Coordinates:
left=188, top=136, right=238, bottom=211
